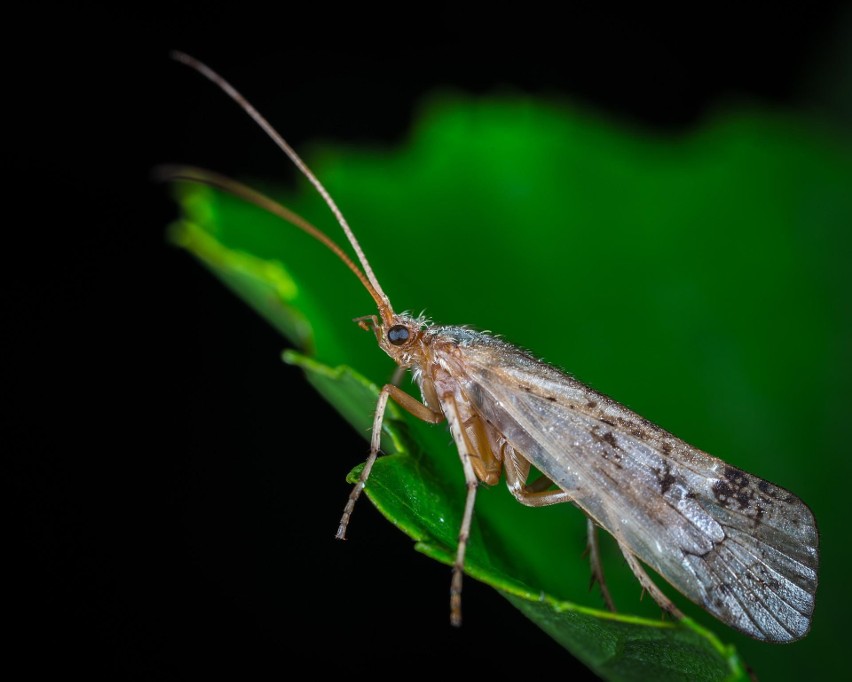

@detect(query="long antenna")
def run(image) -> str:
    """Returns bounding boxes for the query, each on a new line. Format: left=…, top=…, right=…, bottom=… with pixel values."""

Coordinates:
left=171, top=50, right=394, bottom=322
left=158, top=165, right=389, bottom=311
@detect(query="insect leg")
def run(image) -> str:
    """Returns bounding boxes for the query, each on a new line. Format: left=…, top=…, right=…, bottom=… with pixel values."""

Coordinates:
left=617, top=542, right=684, bottom=619
left=458, top=414, right=503, bottom=485
left=336, top=385, right=444, bottom=540
left=586, top=519, right=616, bottom=612
left=501, top=446, right=616, bottom=610
left=438, top=391, right=483, bottom=627
left=502, top=444, right=574, bottom=507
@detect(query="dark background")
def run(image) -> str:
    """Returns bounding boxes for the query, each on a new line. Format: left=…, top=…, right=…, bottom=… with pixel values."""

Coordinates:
left=7, top=7, right=849, bottom=679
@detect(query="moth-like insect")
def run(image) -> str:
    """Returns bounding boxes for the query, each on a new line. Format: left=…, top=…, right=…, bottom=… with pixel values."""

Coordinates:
left=167, top=52, right=819, bottom=642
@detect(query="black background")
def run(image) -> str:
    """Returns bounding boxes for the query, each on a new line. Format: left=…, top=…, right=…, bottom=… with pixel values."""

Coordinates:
left=7, top=7, right=848, bottom=679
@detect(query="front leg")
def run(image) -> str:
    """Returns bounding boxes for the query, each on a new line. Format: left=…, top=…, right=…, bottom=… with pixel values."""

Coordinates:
left=336, top=384, right=444, bottom=540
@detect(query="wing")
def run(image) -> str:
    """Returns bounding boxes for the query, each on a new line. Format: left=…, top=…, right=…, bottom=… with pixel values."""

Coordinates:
left=439, top=330, right=818, bottom=642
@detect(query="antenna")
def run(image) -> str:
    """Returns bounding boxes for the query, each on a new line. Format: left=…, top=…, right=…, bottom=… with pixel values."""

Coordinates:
left=170, top=51, right=394, bottom=323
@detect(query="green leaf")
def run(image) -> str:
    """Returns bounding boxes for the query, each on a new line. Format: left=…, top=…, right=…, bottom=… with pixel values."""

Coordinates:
left=167, top=94, right=851, bottom=680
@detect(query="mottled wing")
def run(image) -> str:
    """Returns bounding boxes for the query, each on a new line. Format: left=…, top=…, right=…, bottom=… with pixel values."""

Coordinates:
left=440, top=329, right=818, bottom=642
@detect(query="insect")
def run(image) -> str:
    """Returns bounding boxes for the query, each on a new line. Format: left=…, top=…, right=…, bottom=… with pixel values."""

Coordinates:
left=167, top=52, right=819, bottom=642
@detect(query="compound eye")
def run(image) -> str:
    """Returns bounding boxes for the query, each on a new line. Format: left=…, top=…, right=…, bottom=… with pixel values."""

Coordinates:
left=387, top=324, right=410, bottom=346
